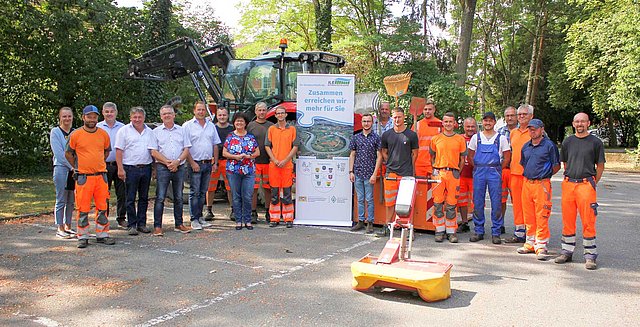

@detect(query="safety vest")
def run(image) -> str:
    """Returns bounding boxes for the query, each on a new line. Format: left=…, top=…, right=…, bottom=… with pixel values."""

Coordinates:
left=415, top=117, right=442, bottom=171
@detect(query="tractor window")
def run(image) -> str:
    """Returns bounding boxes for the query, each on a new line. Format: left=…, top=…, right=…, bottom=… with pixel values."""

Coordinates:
left=245, top=61, right=279, bottom=104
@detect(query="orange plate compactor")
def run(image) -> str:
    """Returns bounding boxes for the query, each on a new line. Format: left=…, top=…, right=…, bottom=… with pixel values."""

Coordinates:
left=351, top=176, right=452, bottom=302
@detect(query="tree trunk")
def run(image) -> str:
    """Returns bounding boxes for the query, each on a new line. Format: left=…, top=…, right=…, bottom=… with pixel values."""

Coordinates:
left=455, top=0, right=477, bottom=87
left=607, top=113, right=618, bottom=147
left=525, top=8, right=547, bottom=106
left=313, top=0, right=332, bottom=51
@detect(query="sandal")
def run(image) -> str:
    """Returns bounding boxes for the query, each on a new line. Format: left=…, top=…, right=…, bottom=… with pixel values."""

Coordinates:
left=235, top=224, right=243, bottom=230
left=245, top=224, right=254, bottom=230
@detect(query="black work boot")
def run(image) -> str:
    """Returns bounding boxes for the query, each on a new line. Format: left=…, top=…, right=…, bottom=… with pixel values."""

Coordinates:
left=365, top=222, right=374, bottom=234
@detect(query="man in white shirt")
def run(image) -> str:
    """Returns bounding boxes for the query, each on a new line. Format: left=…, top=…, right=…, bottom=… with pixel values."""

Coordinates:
left=183, top=101, right=221, bottom=230
left=97, top=102, right=126, bottom=227
left=148, top=105, right=192, bottom=236
left=468, top=112, right=511, bottom=244
left=115, top=107, right=154, bottom=235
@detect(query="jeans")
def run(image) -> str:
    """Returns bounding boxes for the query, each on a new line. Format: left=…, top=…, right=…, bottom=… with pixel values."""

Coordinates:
left=124, top=164, right=152, bottom=228
left=189, top=162, right=212, bottom=222
left=106, top=162, right=126, bottom=220
left=53, top=165, right=74, bottom=226
left=154, top=164, right=186, bottom=228
left=354, top=175, right=375, bottom=222
left=227, top=172, right=255, bottom=224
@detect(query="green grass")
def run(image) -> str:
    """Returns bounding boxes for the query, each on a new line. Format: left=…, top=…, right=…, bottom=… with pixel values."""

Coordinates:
left=0, top=172, right=54, bottom=218
left=0, top=171, right=158, bottom=218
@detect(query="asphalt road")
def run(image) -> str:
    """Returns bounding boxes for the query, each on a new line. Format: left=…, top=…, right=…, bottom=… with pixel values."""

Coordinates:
left=1, top=170, right=638, bottom=326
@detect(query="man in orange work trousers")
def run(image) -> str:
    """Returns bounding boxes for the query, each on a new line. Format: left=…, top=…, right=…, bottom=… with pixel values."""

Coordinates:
left=556, top=113, right=605, bottom=270
left=506, top=104, right=533, bottom=243
left=517, top=118, right=560, bottom=260
left=265, top=106, right=300, bottom=228
left=65, top=105, right=115, bottom=248
left=430, top=112, right=468, bottom=243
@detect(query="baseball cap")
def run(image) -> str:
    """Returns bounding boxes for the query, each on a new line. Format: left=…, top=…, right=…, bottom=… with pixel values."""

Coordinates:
left=83, top=105, right=99, bottom=116
left=528, top=118, right=544, bottom=129
left=482, top=111, right=496, bottom=121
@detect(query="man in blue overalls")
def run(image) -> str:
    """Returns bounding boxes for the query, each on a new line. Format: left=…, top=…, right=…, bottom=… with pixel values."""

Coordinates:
left=467, top=112, right=511, bottom=244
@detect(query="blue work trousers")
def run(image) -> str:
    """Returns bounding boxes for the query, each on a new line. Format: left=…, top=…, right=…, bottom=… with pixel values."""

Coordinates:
left=354, top=176, right=375, bottom=222
left=53, top=165, right=74, bottom=226
left=472, top=166, right=503, bottom=236
left=154, top=164, right=186, bottom=228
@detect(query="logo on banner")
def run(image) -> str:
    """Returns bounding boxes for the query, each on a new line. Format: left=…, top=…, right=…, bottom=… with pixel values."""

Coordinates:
left=328, top=78, right=351, bottom=86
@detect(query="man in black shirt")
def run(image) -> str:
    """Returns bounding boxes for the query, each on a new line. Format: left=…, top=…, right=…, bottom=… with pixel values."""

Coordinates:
left=557, top=112, right=605, bottom=270
left=378, top=107, right=418, bottom=236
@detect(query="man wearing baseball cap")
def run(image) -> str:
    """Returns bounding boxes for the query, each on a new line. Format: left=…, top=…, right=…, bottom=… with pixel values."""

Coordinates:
left=65, top=105, right=115, bottom=248
left=517, top=118, right=560, bottom=260
left=468, top=112, right=511, bottom=244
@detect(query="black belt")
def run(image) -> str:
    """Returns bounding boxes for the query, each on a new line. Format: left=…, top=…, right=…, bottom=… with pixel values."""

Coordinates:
left=525, top=178, right=550, bottom=183
left=434, top=167, right=458, bottom=171
left=106, top=161, right=118, bottom=166
left=193, top=160, right=212, bottom=164
left=124, top=164, right=151, bottom=168
left=565, top=176, right=594, bottom=183
left=79, top=172, right=106, bottom=176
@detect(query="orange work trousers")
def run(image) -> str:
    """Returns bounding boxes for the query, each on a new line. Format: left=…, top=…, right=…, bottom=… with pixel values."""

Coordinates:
left=509, top=174, right=526, bottom=239
left=521, top=178, right=552, bottom=253
left=561, top=178, right=598, bottom=259
left=501, top=168, right=511, bottom=203
left=75, top=174, right=110, bottom=239
left=208, top=159, right=229, bottom=191
left=432, top=170, right=459, bottom=234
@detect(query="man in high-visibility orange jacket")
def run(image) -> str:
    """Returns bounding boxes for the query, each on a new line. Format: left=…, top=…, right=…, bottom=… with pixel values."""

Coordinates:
left=430, top=112, right=468, bottom=243
left=415, top=100, right=442, bottom=178
left=65, top=105, right=115, bottom=248
left=505, top=104, right=533, bottom=243
left=556, top=113, right=605, bottom=270
left=265, top=106, right=300, bottom=228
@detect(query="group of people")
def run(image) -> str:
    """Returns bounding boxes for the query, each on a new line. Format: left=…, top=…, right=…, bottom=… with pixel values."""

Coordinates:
left=349, top=102, right=604, bottom=270
left=50, top=101, right=300, bottom=249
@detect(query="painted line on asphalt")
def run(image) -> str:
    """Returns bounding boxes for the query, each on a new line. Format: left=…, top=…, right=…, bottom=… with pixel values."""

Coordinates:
left=136, top=238, right=377, bottom=327
left=13, top=312, right=63, bottom=327
left=25, top=222, right=273, bottom=271
left=307, top=225, right=374, bottom=235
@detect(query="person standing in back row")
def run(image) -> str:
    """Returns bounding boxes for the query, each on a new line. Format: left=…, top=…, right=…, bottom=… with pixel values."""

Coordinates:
left=556, top=113, right=605, bottom=270
left=247, top=102, right=274, bottom=224
left=204, top=107, right=234, bottom=221
left=430, top=112, right=468, bottom=243
left=265, top=106, right=300, bottom=228
left=98, top=102, right=126, bottom=228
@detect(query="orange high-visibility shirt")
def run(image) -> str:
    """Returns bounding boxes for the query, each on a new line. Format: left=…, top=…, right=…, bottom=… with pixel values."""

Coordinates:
left=67, top=128, right=110, bottom=174
left=416, top=117, right=442, bottom=171
left=265, top=123, right=300, bottom=169
left=430, top=133, right=467, bottom=169
left=510, top=128, right=531, bottom=176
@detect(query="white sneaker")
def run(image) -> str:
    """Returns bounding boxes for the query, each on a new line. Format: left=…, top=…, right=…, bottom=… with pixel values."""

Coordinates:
left=199, top=218, right=213, bottom=228
left=191, top=220, right=203, bottom=230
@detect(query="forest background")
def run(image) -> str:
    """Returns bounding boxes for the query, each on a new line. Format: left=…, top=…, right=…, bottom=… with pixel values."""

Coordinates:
left=1, top=0, right=638, bottom=174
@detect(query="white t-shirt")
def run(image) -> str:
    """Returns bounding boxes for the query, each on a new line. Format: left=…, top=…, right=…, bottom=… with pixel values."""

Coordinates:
left=115, top=123, right=153, bottom=165
left=468, top=132, right=510, bottom=161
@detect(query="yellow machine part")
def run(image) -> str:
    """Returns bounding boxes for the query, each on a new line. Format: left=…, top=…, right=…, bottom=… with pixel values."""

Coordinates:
left=351, top=255, right=452, bottom=302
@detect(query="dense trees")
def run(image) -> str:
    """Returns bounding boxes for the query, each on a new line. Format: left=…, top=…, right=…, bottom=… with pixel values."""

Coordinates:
left=0, top=0, right=231, bottom=174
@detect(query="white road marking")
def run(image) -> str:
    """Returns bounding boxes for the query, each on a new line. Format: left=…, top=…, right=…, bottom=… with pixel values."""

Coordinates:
left=13, top=312, right=63, bottom=327
left=136, top=238, right=377, bottom=326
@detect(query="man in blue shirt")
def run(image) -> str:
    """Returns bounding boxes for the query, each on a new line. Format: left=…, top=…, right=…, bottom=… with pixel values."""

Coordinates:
left=517, top=119, right=560, bottom=260
left=349, top=113, right=382, bottom=233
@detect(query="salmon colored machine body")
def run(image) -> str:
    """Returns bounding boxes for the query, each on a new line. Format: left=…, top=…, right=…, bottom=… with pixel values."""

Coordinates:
left=351, top=176, right=453, bottom=302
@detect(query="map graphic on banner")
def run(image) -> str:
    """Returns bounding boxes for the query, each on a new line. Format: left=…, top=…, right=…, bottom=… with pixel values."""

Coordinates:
left=295, top=74, right=354, bottom=227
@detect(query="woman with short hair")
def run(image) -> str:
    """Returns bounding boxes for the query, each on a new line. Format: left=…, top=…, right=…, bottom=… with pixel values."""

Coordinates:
left=223, top=113, right=259, bottom=230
